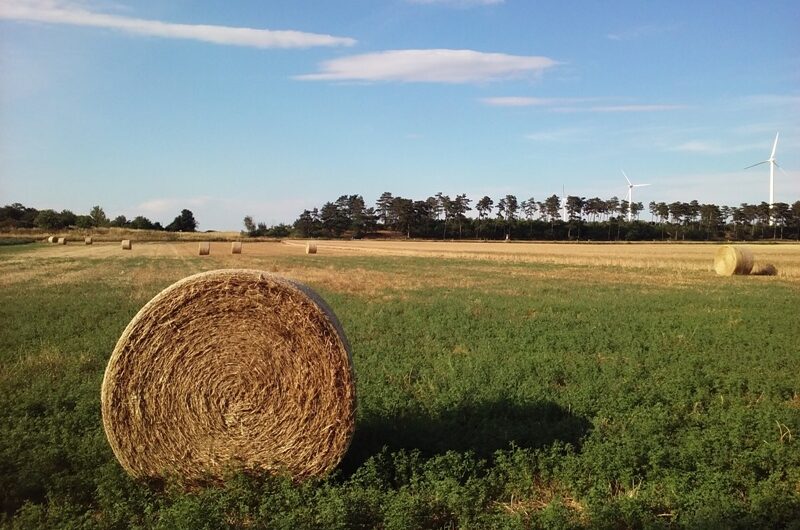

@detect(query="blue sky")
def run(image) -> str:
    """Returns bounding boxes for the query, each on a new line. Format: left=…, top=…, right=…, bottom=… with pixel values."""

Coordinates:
left=1, top=0, right=798, bottom=230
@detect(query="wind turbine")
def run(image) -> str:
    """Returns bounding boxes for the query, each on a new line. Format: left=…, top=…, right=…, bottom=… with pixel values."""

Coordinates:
left=744, top=132, right=780, bottom=224
left=621, top=170, right=650, bottom=222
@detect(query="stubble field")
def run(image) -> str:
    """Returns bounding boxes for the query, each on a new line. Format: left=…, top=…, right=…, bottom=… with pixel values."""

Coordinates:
left=1, top=240, right=799, bottom=528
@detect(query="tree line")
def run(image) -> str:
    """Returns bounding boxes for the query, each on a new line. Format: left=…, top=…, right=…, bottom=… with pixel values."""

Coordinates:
left=0, top=203, right=199, bottom=232
left=289, top=192, right=800, bottom=241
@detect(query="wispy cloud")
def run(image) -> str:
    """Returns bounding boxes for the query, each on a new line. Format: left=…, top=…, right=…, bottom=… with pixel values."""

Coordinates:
left=607, top=23, right=681, bottom=41
left=554, top=104, right=687, bottom=113
left=0, top=0, right=356, bottom=48
left=296, top=49, right=558, bottom=83
left=667, top=141, right=765, bottom=155
left=482, top=97, right=685, bottom=112
left=407, top=0, right=504, bottom=6
left=525, top=127, right=594, bottom=142
left=481, top=96, right=594, bottom=107
left=738, top=94, right=800, bottom=108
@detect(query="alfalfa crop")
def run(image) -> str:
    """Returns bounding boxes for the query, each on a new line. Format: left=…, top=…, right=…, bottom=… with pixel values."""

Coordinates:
left=101, top=269, right=356, bottom=483
left=713, top=245, right=754, bottom=276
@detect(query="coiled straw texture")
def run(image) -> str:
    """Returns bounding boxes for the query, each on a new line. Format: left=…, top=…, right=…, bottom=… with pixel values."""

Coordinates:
left=714, top=245, right=754, bottom=276
left=101, top=269, right=356, bottom=483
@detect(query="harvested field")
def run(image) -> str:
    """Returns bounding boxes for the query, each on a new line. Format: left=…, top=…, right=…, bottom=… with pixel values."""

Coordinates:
left=1, top=240, right=799, bottom=527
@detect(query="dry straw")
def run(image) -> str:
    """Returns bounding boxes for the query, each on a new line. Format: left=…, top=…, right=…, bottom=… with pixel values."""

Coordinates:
left=57, top=237, right=66, bottom=245
left=306, top=242, right=317, bottom=255
left=121, top=240, right=132, bottom=250
left=231, top=241, right=242, bottom=254
left=101, top=269, right=356, bottom=483
left=47, top=236, right=57, bottom=243
left=199, top=242, right=210, bottom=256
left=85, top=236, right=93, bottom=245
left=714, top=245, right=754, bottom=276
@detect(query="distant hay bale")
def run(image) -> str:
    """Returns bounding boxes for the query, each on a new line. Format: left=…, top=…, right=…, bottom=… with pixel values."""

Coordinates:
left=57, top=237, right=66, bottom=245
left=752, top=263, right=778, bottom=276
left=101, top=269, right=355, bottom=483
left=199, top=242, right=210, bottom=255
left=713, top=245, right=754, bottom=276
left=47, top=236, right=57, bottom=243
left=306, top=242, right=317, bottom=254
left=121, top=240, right=132, bottom=250
left=85, top=236, right=93, bottom=245
left=231, top=241, right=242, bottom=254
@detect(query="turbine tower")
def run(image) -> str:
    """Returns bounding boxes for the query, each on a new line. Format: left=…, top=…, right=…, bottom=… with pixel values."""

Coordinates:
left=744, top=132, right=780, bottom=224
left=622, top=170, right=650, bottom=222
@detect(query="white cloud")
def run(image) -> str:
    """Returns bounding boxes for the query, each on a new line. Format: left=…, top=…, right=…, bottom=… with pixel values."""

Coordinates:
left=0, top=0, right=356, bottom=48
left=296, top=49, right=558, bottom=83
left=407, top=0, right=504, bottom=5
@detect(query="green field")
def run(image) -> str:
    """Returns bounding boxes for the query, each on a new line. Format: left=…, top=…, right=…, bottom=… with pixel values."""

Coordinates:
left=1, top=244, right=799, bottom=528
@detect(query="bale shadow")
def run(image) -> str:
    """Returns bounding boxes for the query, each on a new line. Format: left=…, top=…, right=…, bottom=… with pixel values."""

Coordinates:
left=340, top=399, right=590, bottom=473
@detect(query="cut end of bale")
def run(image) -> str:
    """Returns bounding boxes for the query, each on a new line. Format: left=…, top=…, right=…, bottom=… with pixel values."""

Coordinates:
left=121, top=240, right=132, bottom=250
left=57, top=237, right=66, bottom=245
left=306, top=242, right=317, bottom=255
left=231, top=242, right=242, bottom=254
left=85, top=237, right=93, bottom=245
left=198, top=242, right=210, bottom=256
left=101, top=269, right=356, bottom=484
left=47, top=236, right=57, bottom=243
left=713, top=245, right=753, bottom=276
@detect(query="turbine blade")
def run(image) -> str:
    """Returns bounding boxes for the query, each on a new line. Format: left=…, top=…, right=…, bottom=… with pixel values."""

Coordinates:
left=633, top=183, right=651, bottom=187
left=778, top=165, right=789, bottom=177
left=621, top=170, right=632, bottom=186
left=744, top=161, right=768, bottom=169
left=770, top=132, right=779, bottom=159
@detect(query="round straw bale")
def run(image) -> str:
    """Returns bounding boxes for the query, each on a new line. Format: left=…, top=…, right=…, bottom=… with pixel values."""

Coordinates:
left=753, top=263, right=778, bottom=276
left=231, top=241, right=242, bottom=254
left=57, top=237, right=66, bottom=245
left=121, top=239, right=132, bottom=250
left=198, top=242, right=210, bottom=255
left=306, top=242, right=317, bottom=254
left=85, top=236, right=93, bottom=245
left=47, top=236, right=57, bottom=243
left=101, top=269, right=356, bottom=483
left=713, top=245, right=754, bottom=276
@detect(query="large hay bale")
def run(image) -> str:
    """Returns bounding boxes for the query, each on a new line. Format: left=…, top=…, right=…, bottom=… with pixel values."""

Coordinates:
left=199, top=242, right=210, bottom=255
left=306, top=242, right=317, bottom=255
left=47, top=236, right=57, bottom=243
left=231, top=241, right=242, bottom=254
left=714, top=245, right=754, bottom=276
left=101, top=269, right=356, bottom=483
left=57, top=237, right=66, bottom=245
left=121, top=240, right=132, bottom=250
left=85, top=236, right=93, bottom=245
